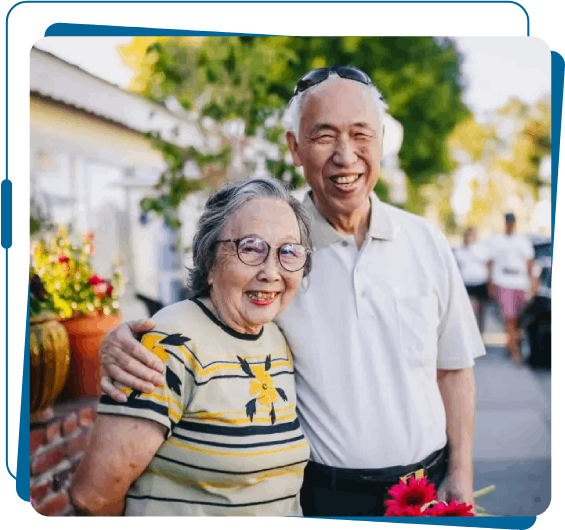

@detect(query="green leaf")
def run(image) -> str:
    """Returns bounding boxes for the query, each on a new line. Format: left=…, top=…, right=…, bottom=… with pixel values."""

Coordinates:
left=140, top=198, right=153, bottom=212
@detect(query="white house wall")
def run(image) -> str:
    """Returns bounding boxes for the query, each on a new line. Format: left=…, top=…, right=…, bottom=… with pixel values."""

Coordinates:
left=31, top=96, right=167, bottom=172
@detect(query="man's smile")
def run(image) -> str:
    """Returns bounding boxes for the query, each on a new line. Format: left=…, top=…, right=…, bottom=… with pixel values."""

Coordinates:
left=329, top=173, right=363, bottom=192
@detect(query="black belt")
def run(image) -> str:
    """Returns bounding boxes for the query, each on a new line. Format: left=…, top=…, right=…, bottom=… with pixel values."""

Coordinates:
left=305, top=446, right=447, bottom=491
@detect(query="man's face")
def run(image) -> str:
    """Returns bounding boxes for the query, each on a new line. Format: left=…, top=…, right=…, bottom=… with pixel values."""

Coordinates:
left=286, top=78, right=383, bottom=220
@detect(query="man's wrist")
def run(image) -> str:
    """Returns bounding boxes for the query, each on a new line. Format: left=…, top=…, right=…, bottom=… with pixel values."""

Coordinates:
left=446, top=459, right=473, bottom=478
left=446, top=448, right=473, bottom=475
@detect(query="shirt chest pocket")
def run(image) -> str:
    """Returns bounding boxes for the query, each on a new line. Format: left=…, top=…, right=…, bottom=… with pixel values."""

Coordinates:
left=394, top=294, right=439, bottom=368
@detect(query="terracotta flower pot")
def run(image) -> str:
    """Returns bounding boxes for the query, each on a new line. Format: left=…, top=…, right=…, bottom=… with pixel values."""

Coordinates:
left=30, top=312, right=71, bottom=420
left=60, top=311, right=122, bottom=400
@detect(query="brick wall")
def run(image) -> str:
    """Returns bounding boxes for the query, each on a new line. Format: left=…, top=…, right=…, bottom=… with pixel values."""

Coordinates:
left=30, top=399, right=97, bottom=516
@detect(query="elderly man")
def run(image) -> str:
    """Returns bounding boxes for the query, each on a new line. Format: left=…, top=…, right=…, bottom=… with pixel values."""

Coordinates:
left=99, top=65, right=485, bottom=516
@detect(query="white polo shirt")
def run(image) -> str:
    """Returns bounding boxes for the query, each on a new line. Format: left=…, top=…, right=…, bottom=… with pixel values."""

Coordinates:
left=276, top=192, right=486, bottom=469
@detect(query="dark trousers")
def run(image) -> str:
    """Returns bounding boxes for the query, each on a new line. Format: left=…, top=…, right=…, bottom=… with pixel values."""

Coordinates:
left=300, top=449, right=448, bottom=517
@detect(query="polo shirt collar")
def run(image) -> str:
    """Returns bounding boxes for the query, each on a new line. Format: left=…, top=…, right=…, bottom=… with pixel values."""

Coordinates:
left=304, top=190, right=395, bottom=249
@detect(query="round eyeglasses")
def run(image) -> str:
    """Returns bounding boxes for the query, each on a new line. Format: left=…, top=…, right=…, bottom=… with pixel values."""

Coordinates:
left=215, top=237, right=310, bottom=272
left=292, top=65, right=373, bottom=98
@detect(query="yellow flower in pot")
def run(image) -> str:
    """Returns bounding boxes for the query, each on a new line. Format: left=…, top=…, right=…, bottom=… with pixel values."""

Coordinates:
left=30, top=227, right=127, bottom=400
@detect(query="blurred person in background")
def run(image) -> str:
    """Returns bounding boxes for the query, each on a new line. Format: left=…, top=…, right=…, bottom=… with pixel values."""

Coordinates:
left=487, top=213, right=536, bottom=364
left=454, top=227, right=489, bottom=333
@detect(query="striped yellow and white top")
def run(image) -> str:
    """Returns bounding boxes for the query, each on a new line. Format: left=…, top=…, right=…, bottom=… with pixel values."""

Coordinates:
left=98, top=299, right=310, bottom=516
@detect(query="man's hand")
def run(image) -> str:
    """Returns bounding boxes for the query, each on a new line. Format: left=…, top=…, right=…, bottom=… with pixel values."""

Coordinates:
left=99, top=319, right=165, bottom=402
left=437, top=469, right=474, bottom=510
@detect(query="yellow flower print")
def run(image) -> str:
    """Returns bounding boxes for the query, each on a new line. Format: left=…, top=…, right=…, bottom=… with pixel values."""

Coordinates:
left=238, top=355, right=288, bottom=424
left=141, top=333, right=170, bottom=362
left=249, top=366, right=278, bottom=408
left=126, top=332, right=188, bottom=403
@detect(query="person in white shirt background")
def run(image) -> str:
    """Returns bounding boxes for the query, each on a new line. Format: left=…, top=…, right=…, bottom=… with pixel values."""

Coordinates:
left=454, top=227, right=490, bottom=333
left=487, top=212, right=536, bottom=364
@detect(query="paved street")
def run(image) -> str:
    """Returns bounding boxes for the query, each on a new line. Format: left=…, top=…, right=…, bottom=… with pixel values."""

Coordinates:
left=473, top=304, right=551, bottom=516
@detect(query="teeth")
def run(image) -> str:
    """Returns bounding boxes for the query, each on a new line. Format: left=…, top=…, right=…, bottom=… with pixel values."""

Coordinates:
left=332, top=175, right=360, bottom=185
left=247, top=291, right=277, bottom=301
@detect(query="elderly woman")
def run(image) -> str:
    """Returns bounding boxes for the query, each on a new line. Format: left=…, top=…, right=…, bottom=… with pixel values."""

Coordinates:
left=71, top=179, right=312, bottom=516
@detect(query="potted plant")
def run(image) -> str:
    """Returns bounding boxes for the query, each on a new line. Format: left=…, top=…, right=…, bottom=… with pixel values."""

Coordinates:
left=30, top=226, right=126, bottom=399
left=29, top=270, right=71, bottom=421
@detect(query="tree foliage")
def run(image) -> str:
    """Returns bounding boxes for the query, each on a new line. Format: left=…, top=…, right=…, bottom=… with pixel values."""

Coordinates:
left=450, top=97, right=550, bottom=231
left=494, top=97, right=551, bottom=195
left=120, top=36, right=469, bottom=226
left=449, top=116, right=496, bottom=164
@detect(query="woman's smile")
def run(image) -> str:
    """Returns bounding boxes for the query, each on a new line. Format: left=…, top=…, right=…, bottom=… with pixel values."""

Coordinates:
left=246, top=290, right=279, bottom=305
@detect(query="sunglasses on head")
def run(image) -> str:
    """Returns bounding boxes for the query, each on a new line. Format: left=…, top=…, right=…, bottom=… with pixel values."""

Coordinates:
left=292, top=65, right=373, bottom=97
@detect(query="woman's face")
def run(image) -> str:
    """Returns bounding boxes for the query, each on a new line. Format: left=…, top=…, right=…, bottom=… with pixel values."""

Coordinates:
left=207, top=198, right=305, bottom=334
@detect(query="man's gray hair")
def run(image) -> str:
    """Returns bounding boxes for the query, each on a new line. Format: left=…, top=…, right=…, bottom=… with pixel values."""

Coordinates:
left=283, top=72, right=388, bottom=140
left=187, top=178, right=313, bottom=298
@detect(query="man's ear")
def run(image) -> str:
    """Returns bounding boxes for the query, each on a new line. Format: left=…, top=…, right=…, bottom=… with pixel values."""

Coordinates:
left=285, top=131, right=303, bottom=168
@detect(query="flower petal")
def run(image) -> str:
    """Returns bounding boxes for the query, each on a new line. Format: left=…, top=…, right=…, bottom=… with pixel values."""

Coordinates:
left=250, top=380, right=261, bottom=395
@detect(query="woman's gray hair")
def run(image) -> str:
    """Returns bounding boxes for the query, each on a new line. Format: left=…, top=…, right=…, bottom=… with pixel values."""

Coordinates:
left=282, top=72, right=388, bottom=141
left=187, top=178, right=313, bottom=298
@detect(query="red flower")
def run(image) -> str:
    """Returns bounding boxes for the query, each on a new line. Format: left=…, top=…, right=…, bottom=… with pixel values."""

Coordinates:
left=93, top=283, right=108, bottom=298
left=58, top=255, right=69, bottom=263
left=85, top=231, right=95, bottom=241
left=385, top=505, right=423, bottom=516
left=88, top=274, right=105, bottom=286
left=106, top=284, right=114, bottom=296
left=384, top=476, right=437, bottom=516
left=424, top=500, right=475, bottom=517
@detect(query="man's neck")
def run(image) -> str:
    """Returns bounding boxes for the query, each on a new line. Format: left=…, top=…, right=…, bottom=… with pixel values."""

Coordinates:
left=313, top=195, right=371, bottom=248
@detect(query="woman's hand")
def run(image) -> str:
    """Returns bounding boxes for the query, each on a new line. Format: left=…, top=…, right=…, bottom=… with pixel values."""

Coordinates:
left=99, top=319, right=165, bottom=402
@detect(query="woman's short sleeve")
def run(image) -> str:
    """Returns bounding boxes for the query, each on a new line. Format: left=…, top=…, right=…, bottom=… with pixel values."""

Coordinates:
left=98, top=330, right=192, bottom=438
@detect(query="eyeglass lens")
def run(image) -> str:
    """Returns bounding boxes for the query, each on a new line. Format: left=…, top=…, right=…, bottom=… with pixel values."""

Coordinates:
left=237, top=237, right=307, bottom=271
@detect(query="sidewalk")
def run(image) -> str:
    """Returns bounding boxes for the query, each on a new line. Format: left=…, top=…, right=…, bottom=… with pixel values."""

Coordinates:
left=472, top=304, right=551, bottom=516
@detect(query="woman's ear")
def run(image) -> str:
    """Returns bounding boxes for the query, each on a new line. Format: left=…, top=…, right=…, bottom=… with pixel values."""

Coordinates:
left=207, top=259, right=215, bottom=287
